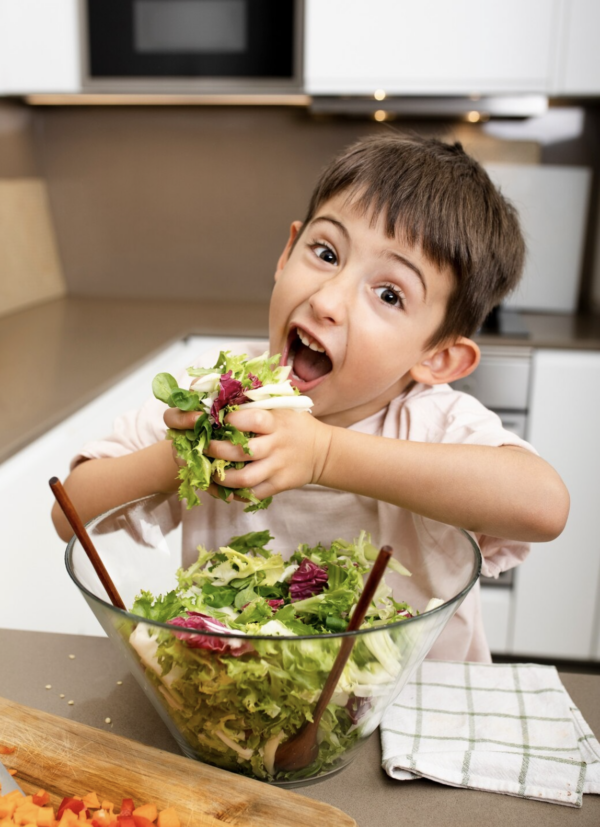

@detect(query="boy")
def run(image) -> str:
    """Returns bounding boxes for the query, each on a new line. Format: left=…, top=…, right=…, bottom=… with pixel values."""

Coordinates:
left=52, top=134, right=569, bottom=661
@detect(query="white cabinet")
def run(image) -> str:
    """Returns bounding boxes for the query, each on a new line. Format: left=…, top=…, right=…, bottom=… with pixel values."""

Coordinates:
left=0, top=336, right=230, bottom=637
left=553, top=0, right=600, bottom=95
left=510, top=350, right=600, bottom=660
left=0, top=0, right=81, bottom=94
left=304, top=0, right=559, bottom=96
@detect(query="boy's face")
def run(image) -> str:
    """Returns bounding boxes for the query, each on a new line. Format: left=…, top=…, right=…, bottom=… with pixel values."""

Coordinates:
left=269, top=193, right=456, bottom=427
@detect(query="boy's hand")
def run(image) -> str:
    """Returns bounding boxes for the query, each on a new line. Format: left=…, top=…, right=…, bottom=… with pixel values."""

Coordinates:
left=204, top=409, right=333, bottom=503
left=163, top=407, right=197, bottom=468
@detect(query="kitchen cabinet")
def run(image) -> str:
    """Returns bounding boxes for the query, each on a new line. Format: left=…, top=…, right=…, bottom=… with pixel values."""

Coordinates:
left=0, top=335, right=224, bottom=637
left=510, top=349, right=600, bottom=660
left=0, top=0, right=80, bottom=95
left=304, top=0, right=558, bottom=96
left=553, top=0, right=600, bottom=95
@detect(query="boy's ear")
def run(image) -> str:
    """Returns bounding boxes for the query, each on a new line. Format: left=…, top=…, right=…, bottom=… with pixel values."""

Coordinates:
left=274, top=220, right=303, bottom=281
left=409, top=337, right=480, bottom=386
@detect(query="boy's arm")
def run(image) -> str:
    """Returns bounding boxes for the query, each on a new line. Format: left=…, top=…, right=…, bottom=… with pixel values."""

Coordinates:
left=51, top=441, right=180, bottom=541
left=198, top=408, right=569, bottom=543
left=317, top=427, right=568, bottom=542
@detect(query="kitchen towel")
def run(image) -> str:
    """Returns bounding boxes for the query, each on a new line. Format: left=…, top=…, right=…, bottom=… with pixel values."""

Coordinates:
left=380, top=660, right=600, bottom=807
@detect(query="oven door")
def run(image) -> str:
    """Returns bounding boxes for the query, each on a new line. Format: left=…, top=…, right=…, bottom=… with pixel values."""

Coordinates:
left=86, top=0, right=298, bottom=83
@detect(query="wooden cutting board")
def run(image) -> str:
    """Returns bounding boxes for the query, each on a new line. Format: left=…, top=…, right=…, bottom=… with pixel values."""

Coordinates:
left=0, top=697, right=356, bottom=827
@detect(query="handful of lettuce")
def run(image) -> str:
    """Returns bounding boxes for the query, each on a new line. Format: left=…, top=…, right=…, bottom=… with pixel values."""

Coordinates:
left=129, top=531, right=419, bottom=781
left=152, top=350, right=312, bottom=511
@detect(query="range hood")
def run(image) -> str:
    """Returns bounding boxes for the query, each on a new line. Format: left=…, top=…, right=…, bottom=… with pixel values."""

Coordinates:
left=309, top=94, right=549, bottom=120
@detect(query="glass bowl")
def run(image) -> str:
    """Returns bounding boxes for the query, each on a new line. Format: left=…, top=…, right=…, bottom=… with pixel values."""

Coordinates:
left=65, top=494, right=481, bottom=787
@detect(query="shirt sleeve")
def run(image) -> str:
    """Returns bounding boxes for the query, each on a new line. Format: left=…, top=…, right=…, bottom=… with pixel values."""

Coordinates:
left=384, top=383, right=537, bottom=578
left=70, top=393, right=170, bottom=470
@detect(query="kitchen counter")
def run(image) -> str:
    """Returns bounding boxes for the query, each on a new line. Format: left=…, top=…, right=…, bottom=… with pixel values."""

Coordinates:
left=1, top=629, right=599, bottom=826
left=2, top=296, right=600, bottom=464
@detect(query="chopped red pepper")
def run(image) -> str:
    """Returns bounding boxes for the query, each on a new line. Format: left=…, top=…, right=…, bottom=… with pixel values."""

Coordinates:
left=119, top=799, right=135, bottom=818
left=57, top=797, right=86, bottom=820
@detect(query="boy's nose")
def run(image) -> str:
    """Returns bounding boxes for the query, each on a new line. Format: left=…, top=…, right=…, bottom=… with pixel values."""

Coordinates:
left=308, top=272, right=349, bottom=324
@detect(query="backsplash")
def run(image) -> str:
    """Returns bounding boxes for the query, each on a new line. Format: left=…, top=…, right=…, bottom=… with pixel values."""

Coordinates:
left=28, top=106, right=541, bottom=305
left=0, top=100, right=598, bottom=314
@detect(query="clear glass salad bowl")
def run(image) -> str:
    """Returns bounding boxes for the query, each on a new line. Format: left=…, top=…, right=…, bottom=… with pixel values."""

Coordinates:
left=65, top=494, right=481, bottom=787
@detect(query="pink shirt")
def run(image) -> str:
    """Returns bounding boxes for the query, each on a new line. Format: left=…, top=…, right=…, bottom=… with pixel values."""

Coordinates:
left=73, top=340, right=535, bottom=663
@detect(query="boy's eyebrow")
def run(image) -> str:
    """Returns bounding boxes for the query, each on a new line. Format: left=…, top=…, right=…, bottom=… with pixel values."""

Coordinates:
left=384, top=251, right=428, bottom=298
left=310, top=215, right=350, bottom=241
left=311, top=215, right=427, bottom=297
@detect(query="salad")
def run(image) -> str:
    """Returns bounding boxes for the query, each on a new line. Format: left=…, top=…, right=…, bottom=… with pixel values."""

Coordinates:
left=152, top=350, right=312, bottom=511
left=128, top=530, right=427, bottom=782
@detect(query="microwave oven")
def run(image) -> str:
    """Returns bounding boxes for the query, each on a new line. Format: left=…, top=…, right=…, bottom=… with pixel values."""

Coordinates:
left=85, top=0, right=301, bottom=92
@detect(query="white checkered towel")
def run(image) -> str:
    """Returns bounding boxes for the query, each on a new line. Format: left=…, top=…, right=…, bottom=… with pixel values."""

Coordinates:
left=380, top=661, right=600, bottom=807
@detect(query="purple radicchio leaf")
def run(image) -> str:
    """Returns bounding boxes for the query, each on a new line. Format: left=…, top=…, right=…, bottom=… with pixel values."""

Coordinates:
left=289, top=558, right=329, bottom=601
left=168, top=611, right=254, bottom=656
left=210, top=371, right=250, bottom=426
left=346, top=695, right=371, bottom=724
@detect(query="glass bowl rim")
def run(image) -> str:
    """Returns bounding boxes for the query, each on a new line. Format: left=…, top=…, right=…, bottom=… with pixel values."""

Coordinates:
left=65, top=494, right=482, bottom=642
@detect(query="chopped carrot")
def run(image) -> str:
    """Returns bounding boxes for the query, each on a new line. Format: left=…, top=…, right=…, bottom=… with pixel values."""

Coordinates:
left=132, top=804, right=156, bottom=823
left=7, top=772, right=16, bottom=778
left=156, top=809, right=179, bottom=827
left=2, top=788, right=179, bottom=827
left=35, top=807, right=55, bottom=827
left=132, top=817, right=155, bottom=827
left=12, top=802, right=39, bottom=827
left=81, top=794, right=99, bottom=810
left=0, top=748, right=15, bottom=756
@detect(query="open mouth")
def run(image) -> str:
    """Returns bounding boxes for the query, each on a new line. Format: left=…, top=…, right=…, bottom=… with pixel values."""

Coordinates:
left=284, top=327, right=333, bottom=391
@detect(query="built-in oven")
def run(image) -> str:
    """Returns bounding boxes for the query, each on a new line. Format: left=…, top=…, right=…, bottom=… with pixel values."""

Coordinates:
left=451, top=345, right=532, bottom=588
left=84, top=0, right=301, bottom=92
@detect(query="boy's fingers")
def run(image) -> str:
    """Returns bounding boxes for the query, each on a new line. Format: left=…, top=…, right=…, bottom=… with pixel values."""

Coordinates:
left=163, top=408, right=202, bottom=430
left=217, top=459, right=269, bottom=492
left=204, top=439, right=249, bottom=462
left=206, top=482, right=233, bottom=502
left=205, top=434, right=271, bottom=462
left=224, top=408, right=274, bottom=434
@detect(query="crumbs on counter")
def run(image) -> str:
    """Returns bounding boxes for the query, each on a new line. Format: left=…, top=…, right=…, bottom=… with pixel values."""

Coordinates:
left=45, top=685, right=51, bottom=690
left=68, top=655, right=76, bottom=660
left=67, top=701, right=74, bottom=706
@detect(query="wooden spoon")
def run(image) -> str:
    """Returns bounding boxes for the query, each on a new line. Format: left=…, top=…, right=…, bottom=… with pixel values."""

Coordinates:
left=274, top=544, right=393, bottom=774
left=49, top=476, right=126, bottom=611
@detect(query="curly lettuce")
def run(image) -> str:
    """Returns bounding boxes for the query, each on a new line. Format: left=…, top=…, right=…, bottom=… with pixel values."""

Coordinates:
left=129, top=531, right=420, bottom=781
left=152, top=350, right=312, bottom=512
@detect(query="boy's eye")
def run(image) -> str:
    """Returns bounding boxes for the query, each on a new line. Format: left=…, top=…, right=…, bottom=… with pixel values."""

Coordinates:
left=375, top=285, right=404, bottom=308
left=312, top=244, right=337, bottom=265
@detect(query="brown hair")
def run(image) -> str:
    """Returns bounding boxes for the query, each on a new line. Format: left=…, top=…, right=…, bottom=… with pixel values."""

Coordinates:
left=300, top=133, right=525, bottom=348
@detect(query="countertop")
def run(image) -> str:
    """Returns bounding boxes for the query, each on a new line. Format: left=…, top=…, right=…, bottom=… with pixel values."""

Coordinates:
left=1, top=629, right=599, bottom=826
left=2, top=296, right=600, bottom=464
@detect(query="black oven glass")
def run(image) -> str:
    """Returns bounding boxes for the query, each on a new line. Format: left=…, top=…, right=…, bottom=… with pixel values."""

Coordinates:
left=87, top=0, right=295, bottom=78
